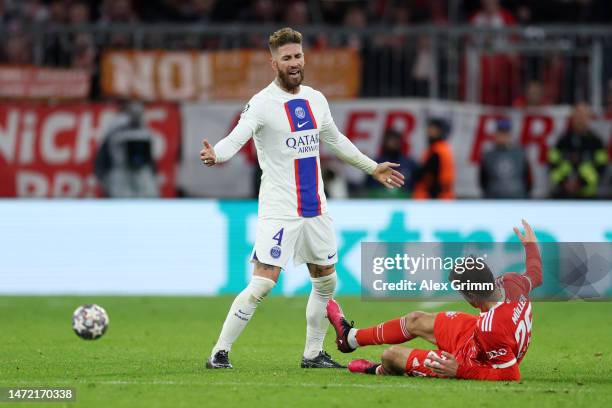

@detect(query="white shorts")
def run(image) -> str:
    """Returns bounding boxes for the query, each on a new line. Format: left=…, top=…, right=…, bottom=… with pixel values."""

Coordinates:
left=251, top=213, right=338, bottom=268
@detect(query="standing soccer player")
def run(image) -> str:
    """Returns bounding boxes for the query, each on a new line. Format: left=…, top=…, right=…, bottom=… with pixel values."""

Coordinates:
left=328, top=220, right=542, bottom=380
left=200, top=27, right=404, bottom=369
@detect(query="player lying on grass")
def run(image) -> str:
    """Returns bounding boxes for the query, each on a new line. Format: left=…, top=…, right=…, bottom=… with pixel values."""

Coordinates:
left=327, top=220, right=542, bottom=380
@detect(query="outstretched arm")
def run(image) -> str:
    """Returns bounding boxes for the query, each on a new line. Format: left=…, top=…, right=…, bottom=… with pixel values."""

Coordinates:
left=320, top=118, right=376, bottom=173
left=200, top=122, right=254, bottom=166
left=320, top=111, right=404, bottom=188
left=200, top=98, right=263, bottom=166
left=513, top=219, right=543, bottom=290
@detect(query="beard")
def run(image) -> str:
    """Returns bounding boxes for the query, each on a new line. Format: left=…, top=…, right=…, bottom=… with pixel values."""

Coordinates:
left=277, top=67, right=304, bottom=92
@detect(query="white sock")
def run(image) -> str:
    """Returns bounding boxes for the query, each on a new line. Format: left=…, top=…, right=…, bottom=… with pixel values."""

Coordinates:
left=303, top=272, right=337, bottom=359
left=347, top=328, right=359, bottom=349
left=211, top=276, right=275, bottom=355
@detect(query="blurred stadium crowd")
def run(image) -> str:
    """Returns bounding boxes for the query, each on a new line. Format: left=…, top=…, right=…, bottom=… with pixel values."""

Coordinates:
left=0, top=0, right=611, bottom=199
left=2, top=0, right=612, bottom=103
left=2, top=0, right=612, bottom=26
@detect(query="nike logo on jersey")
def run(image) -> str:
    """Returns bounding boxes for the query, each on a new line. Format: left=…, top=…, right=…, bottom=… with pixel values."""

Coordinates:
left=327, top=252, right=337, bottom=259
left=297, top=121, right=310, bottom=128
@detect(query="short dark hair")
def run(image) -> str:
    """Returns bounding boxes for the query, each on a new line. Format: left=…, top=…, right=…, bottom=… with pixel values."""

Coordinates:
left=268, top=27, right=303, bottom=53
left=427, top=118, right=450, bottom=139
left=448, top=256, right=495, bottom=300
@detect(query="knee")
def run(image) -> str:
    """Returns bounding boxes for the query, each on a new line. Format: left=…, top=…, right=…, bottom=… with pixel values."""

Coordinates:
left=248, top=276, right=276, bottom=303
left=381, top=346, right=402, bottom=363
left=381, top=346, right=405, bottom=374
left=311, top=271, right=337, bottom=298
left=404, top=311, right=427, bottom=333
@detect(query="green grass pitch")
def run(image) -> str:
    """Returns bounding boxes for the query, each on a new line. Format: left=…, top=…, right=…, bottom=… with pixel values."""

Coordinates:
left=0, top=296, right=611, bottom=407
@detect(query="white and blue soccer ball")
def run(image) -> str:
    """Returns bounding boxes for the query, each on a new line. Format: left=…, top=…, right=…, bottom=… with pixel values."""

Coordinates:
left=72, top=304, right=109, bottom=340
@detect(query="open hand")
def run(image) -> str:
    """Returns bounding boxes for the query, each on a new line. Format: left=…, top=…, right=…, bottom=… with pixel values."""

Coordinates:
left=372, top=162, right=405, bottom=189
left=513, top=219, right=537, bottom=245
left=200, top=139, right=216, bottom=167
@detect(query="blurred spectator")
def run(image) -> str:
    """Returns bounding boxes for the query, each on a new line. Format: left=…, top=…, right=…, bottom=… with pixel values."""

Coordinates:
left=365, top=128, right=417, bottom=198
left=342, top=6, right=367, bottom=50
left=20, top=0, right=48, bottom=23
left=412, top=36, right=434, bottom=97
left=390, top=4, right=411, bottom=25
left=470, top=0, right=516, bottom=36
left=47, top=0, right=68, bottom=24
left=42, top=1, right=71, bottom=66
left=413, top=118, right=455, bottom=199
left=405, top=0, right=447, bottom=25
left=69, top=1, right=91, bottom=24
left=479, top=118, right=532, bottom=198
left=361, top=4, right=412, bottom=97
left=72, top=33, right=97, bottom=69
left=469, top=0, right=519, bottom=106
left=514, top=3, right=532, bottom=25
left=71, top=32, right=99, bottom=97
left=284, top=1, right=309, bottom=26
left=240, top=0, right=277, bottom=23
left=548, top=103, right=609, bottom=198
left=512, top=80, right=547, bottom=108
left=100, top=0, right=139, bottom=23
left=94, top=102, right=159, bottom=198
left=100, top=0, right=139, bottom=48
left=1, top=33, right=32, bottom=64
left=189, top=0, right=215, bottom=22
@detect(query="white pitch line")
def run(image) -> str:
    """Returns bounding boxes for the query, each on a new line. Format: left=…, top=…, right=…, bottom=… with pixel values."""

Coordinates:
left=11, top=379, right=594, bottom=393
left=418, top=301, right=451, bottom=310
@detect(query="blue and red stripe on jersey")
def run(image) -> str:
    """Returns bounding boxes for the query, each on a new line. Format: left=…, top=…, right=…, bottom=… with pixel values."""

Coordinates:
left=294, top=156, right=321, bottom=217
left=284, top=99, right=317, bottom=132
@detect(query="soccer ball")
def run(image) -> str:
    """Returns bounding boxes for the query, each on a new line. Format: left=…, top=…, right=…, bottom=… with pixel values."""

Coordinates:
left=72, top=304, right=109, bottom=340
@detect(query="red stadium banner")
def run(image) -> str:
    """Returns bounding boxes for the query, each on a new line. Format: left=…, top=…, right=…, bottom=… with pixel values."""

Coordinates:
left=0, top=66, right=90, bottom=100
left=100, top=49, right=361, bottom=101
left=179, top=101, right=612, bottom=198
left=0, top=104, right=180, bottom=197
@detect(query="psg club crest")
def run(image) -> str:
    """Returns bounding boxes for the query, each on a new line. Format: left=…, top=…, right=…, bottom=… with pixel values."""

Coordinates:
left=294, top=106, right=306, bottom=119
left=270, top=246, right=282, bottom=259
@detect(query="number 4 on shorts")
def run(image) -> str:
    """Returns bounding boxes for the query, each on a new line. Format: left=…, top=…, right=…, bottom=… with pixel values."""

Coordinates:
left=273, top=228, right=284, bottom=246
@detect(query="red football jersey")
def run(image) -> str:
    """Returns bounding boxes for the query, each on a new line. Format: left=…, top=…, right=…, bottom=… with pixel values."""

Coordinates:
left=456, top=243, right=542, bottom=381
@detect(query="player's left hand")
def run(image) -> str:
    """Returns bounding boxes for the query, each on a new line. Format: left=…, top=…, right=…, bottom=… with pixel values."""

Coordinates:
left=372, top=162, right=405, bottom=189
left=425, top=351, right=459, bottom=378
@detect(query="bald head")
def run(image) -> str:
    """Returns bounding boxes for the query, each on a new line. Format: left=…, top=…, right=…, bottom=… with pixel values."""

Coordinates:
left=572, top=103, right=591, bottom=133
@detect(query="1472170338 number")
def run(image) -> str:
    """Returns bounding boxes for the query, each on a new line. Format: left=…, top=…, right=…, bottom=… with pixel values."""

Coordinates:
left=1, top=388, right=75, bottom=401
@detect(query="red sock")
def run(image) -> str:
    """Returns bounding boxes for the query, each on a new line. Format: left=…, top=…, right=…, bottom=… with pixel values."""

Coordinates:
left=355, top=318, right=414, bottom=346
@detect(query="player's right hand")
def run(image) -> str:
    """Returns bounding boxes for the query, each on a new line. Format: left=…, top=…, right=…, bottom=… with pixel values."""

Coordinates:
left=513, top=219, right=537, bottom=245
left=200, top=139, right=216, bottom=167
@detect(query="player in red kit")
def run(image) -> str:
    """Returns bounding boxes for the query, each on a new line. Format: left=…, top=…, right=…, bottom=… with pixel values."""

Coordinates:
left=327, top=219, right=542, bottom=380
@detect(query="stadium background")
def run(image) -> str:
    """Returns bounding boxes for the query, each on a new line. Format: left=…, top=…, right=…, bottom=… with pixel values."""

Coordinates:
left=0, top=0, right=612, bottom=284
left=1, top=0, right=611, bottom=296
left=1, top=2, right=612, bottom=407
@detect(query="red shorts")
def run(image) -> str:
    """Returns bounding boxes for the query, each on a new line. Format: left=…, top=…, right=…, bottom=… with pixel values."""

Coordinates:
left=405, top=311, right=477, bottom=377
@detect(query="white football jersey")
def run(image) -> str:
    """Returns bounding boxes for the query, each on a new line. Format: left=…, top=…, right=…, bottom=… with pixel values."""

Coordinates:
left=214, top=81, right=376, bottom=218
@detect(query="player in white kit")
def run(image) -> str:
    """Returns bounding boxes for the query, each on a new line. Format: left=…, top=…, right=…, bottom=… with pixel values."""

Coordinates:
left=201, top=27, right=404, bottom=369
